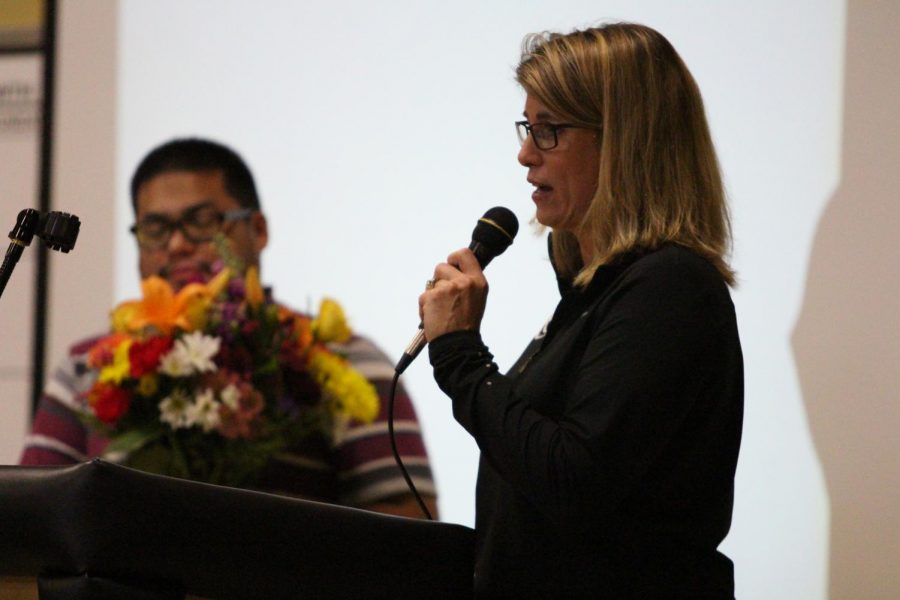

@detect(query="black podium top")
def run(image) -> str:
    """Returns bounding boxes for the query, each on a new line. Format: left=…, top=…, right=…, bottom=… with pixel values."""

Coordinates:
left=0, top=460, right=474, bottom=598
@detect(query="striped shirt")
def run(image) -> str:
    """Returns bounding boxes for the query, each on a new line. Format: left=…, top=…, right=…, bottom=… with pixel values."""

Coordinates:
left=20, top=334, right=435, bottom=508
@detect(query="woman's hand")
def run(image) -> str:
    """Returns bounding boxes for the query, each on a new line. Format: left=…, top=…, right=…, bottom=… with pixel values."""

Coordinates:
left=419, top=248, right=488, bottom=341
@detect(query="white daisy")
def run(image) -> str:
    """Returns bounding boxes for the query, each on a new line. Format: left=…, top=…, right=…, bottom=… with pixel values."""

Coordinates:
left=159, top=347, right=192, bottom=377
left=220, top=383, right=241, bottom=410
left=178, top=331, right=221, bottom=374
left=159, top=389, right=192, bottom=429
left=159, top=331, right=221, bottom=377
left=188, top=388, right=221, bottom=433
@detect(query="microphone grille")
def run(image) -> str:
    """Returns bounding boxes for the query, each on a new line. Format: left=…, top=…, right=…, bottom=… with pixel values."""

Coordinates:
left=480, top=206, right=519, bottom=241
left=471, top=206, right=519, bottom=260
left=38, top=211, right=81, bottom=253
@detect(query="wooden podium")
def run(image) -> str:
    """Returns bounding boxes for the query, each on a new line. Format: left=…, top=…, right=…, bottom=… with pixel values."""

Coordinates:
left=0, top=460, right=474, bottom=599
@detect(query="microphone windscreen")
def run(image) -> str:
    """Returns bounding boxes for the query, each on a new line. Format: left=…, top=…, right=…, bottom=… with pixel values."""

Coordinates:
left=471, top=207, right=519, bottom=263
left=38, top=211, right=81, bottom=253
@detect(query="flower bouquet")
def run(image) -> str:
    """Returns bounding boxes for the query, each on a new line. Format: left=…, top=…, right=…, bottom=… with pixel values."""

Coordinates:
left=81, top=265, right=378, bottom=489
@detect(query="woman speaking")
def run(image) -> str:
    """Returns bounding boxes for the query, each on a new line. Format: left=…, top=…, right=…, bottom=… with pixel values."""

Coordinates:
left=420, top=23, right=743, bottom=598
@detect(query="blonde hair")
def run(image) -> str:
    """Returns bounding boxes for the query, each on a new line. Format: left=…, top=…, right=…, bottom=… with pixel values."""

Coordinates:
left=516, top=23, right=735, bottom=286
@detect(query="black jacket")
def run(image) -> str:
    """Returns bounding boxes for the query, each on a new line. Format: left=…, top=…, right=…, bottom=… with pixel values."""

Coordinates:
left=430, top=243, right=743, bottom=598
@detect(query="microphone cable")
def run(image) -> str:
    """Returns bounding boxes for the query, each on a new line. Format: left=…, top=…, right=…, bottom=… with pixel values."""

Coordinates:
left=387, top=207, right=518, bottom=521
left=388, top=369, right=433, bottom=520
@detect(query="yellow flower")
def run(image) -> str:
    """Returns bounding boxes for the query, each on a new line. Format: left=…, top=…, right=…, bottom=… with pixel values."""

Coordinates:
left=98, top=338, right=133, bottom=384
left=182, top=290, right=212, bottom=331
left=110, top=302, right=140, bottom=333
left=312, top=298, right=352, bottom=343
left=87, top=333, right=130, bottom=369
left=136, top=374, right=159, bottom=397
left=333, top=367, right=380, bottom=423
left=245, top=266, right=264, bottom=310
left=206, top=267, right=232, bottom=298
left=309, top=349, right=379, bottom=423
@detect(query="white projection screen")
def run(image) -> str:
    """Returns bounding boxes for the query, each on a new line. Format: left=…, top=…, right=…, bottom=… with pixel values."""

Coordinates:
left=112, top=1, right=899, bottom=598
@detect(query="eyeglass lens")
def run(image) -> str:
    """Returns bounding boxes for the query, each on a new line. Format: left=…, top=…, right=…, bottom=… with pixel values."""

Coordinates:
left=516, top=122, right=559, bottom=150
left=134, top=206, right=228, bottom=248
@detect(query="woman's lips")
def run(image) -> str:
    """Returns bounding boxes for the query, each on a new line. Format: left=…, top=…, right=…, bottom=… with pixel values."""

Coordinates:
left=531, top=184, right=553, bottom=203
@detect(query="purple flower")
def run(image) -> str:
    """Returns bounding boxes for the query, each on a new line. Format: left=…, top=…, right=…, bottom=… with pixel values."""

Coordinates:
left=211, top=259, right=226, bottom=274
left=227, top=278, right=246, bottom=301
left=277, top=394, right=302, bottom=418
left=216, top=324, right=237, bottom=343
left=221, top=302, right=240, bottom=323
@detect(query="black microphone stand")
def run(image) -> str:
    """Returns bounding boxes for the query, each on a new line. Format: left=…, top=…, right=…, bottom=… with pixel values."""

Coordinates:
left=0, top=209, right=41, bottom=300
left=0, top=208, right=80, bottom=301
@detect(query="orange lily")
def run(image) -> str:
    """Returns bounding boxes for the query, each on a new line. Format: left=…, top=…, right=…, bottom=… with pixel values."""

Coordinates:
left=294, top=314, right=314, bottom=350
left=126, top=276, right=215, bottom=334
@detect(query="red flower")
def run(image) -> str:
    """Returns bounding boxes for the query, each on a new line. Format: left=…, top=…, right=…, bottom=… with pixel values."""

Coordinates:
left=129, top=336, right=173, bottom=378
left=87, top=383, right=131, bottom=424
left=241, top=319, right=260, bottom=336
left=218, top=386, right=265, bottom=440
left=215, top=344, right=254, bottom=377
left=86, top=333, right=130, bottom=369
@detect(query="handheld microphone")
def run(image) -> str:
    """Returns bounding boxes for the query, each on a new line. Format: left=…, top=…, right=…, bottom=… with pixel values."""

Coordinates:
left=394, top=206, right=519, bottom=374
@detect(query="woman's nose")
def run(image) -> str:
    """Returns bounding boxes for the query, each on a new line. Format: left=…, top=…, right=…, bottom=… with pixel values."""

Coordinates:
left=517, top=136, right=541, bottom=167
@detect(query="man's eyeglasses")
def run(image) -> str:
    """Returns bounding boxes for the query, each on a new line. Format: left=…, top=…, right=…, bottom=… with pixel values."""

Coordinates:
left=130, top=205, right=253, bottom=250
left=515, top=120, right=580, bottom=151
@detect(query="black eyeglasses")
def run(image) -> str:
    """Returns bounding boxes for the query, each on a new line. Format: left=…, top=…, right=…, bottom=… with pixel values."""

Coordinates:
left=130, top=205, right=253, bottom=250
left=515, top=120, right=580, bottom=151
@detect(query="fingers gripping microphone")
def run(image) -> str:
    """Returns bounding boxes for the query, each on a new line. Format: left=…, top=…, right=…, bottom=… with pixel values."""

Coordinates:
left=468, top=206, right=520, bottom=269
left=394, top=207, right=519, bottom=374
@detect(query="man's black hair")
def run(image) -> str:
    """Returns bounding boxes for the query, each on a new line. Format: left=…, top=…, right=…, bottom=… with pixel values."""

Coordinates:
left=130, top=138, right=261, bottom=211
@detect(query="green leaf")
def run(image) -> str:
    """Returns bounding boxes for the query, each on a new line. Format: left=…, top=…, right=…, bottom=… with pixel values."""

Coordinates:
left=255, top=358, right=279, bottom=375
left=105, top=428, right=163, bottom=455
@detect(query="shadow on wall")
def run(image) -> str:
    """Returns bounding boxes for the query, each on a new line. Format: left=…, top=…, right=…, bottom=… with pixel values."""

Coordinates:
left=792, top=1, right=900, bottom=598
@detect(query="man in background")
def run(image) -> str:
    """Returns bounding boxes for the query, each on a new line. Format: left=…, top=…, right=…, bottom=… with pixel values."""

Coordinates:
left=20, top=137, right=437, bottom=518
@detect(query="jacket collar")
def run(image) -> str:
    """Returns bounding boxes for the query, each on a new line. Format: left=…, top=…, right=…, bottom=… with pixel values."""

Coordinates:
left=547, top=232, right=644, bottom=303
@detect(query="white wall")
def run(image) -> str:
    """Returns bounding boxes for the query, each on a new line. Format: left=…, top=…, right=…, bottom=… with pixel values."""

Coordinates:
left=114, top=2, right=845, bottom=598
left=9, top=0, right=900, bottom=598
left=0, top=54, right=41, bottom=464
left=0, top=0, right=118, bottom=466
